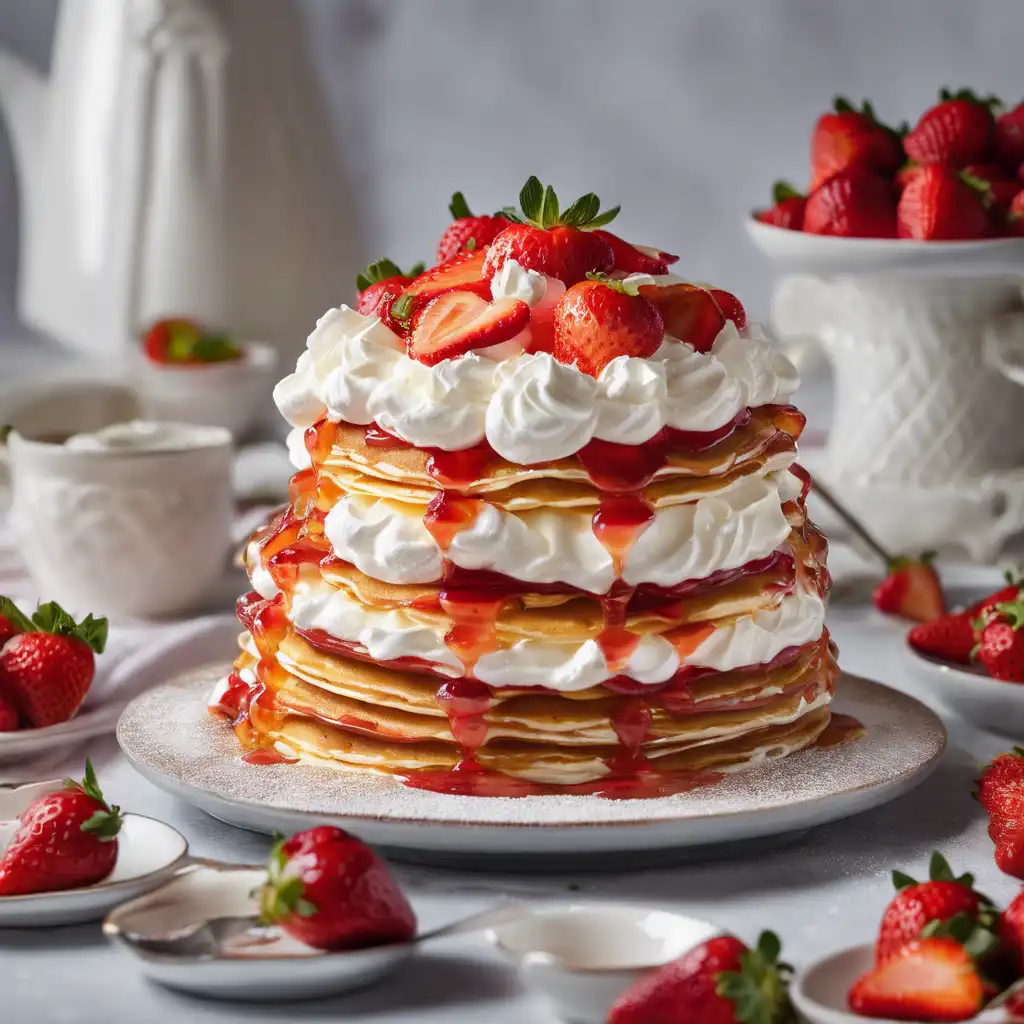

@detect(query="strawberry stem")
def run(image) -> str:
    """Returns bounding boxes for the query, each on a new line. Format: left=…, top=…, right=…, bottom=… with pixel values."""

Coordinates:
left=502, top=176, right=620, bottom=230
left=67, top=759, right=123, bottom=841
left=448, top=191, right=473, bottom=220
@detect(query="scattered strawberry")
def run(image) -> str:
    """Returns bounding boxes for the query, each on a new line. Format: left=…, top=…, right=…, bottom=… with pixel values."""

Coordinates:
left=552, top=279, right=664, bottom=376
left=0, top=694, right=17, bottom=732
left=996, top=103, right=1024, bottom=170
left=873, top=553, right=946, bottom=623
left=607, top=930, right=793, bottom=1024
left=755, top=181, right=807, bottom=230
left=637, top=282, right=745, bottom=352
left=908, top=612, right=975, bottom=664
left=898, top=164, right=992, bottom=239
left=590, top=230, right=677, bottom=274
left=976, top=749, right=1024, bottom=878
left=482, top=176, right=618, bottom=286
left=876, top=852, right=998, bottom=964
left=974, top=595, right=1024, bottom=682
left=398, top=249, right=493, bottom=324
left=0, top=598, right=108, bottom=728
left=355, top=258, right=424, bottom=333
left=141, top=318, right=242, bottom=365
left=811, top=97, right=904, bottom=190
left=0, top=760, right=122, bottom=896
left=803, top=167, right=898, bottom=237
left=904, top=89, right=999, bottom=169
left=407, top=291, right=529, bottom=366
left=435, top=192, right=507, bottom=264
left=259, top=826, right=416, bottom=951
left=849, top=937, right=984, bottom=1022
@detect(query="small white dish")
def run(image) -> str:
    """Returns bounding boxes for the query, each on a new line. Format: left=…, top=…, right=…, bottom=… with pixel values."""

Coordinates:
left=0, top=703, right=126, bottom=764
left=104, top=866, right=423, bottom=1001
left=0, top=780, right=189, bottom=927
left=488, top=903, right=722, bottom=1024
left=905, top=644, right=1024, bottom=737
left=746, top=218, right=1024, bottom=277
left=131, top=340, right=279, bottom=440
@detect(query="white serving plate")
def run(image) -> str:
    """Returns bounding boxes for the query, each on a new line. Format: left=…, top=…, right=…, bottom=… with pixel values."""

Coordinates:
left=104, top=866, right=422, bottom=1001
left=0, top=780, right=189, bottom=927
left=746, top=218, right=1024, bottom=277
left=116, top=667, right=945, bottom=868
left=905, top=644, right=1024, bottom=737
left=0, top=703, right=126, bottom=764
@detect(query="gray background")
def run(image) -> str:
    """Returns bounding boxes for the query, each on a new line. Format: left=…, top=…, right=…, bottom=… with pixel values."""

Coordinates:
left=0, top=0, right=1022, bottom=341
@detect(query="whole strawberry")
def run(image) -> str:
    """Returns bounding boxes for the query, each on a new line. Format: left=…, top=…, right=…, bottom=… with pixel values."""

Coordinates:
left=590, top=230, right=677, bottom=274
left=903, top=88, right=1000, bottom=168
left=636, top=281, right=746, bottom=353
left=1001, top=890, right=1024, bottom=975
left=908, top=612, right=975, bottom=665
left=755, top=181, right=807, bottom=230
left=0, top=612, right=20, bottom=650
left=259, top=826, right=416, bottom=951
left=355, top=258, right=424, bottom=334
left=803, top=167, right=897, bottom=238
left=898, top=165, right=992, bottom=240
left=811, top=96, right=904, bottom=190
left=977, top=748, right=1024, bottom=848
left=876, top=852, right=998, bottom=964
left=483, top=176, right=619, bottom=286
left=996, top=102, right=1024, bottom=170
left=0, top=759, right=122, bottom=896
left=0, top=598, right=107, bottom=728
left=965, top=573, right=1024, bottom=621
left=607, top=930, right=793, bottom=1024
left=873, top=553, right=946, bottom=623
left=435, top=192, right=507, bottom=264
left=974, top=595, right=1024, bottom=682
left=553, top=279, right=664, bottom=376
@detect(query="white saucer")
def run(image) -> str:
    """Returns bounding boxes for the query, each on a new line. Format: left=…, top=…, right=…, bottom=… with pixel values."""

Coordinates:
left=0, top=703, right=126, bottom=764
left=905, top=645, right=1024, bottom=737
left=104, top=865, right=418, bottom=1001
left=0, top=780, right=189, bottom=927
left=116, top=666, right=946, bottom=868
left=746, top=218, right=1024, bottom=277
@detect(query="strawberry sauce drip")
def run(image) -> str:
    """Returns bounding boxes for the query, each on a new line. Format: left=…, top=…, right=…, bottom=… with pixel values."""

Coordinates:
left=236, top=593, right=289, bottom=659
left=435, top=678, right=493, bottom=755
left=241, top=748, right=297, bottom=765
left=596, top=588, right=641, bottom=674
left=364, top=424, right=408, bottom=448
left=423, top=493, right=484, bottom=551
left=438, top=588, right=505, bottom=672
left=592, top=496, right=654, bottom=577
left=426, top=442, right=494, bottom=490
left=306, top=419, right=339, bottom=463
left=813, top=713, right=865, bottom=750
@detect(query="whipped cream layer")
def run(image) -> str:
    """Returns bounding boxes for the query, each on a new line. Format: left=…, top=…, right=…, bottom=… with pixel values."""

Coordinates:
left=321, top=473, right=794, bottom=593
left=273, top=287, right=799, bottom=466
left=285, top=579, right=825, bottom=692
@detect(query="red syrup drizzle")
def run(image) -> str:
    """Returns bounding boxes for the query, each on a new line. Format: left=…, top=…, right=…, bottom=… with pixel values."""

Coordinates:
left=364, top=424, right=495, bottom=491
left=435, top=678, right=493, bottom=753
left=813, top=713, right=865, bottom=750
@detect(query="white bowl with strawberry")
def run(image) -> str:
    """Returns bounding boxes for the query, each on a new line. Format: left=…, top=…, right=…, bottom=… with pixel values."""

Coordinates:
left=0, top=761, right=188, bottom=927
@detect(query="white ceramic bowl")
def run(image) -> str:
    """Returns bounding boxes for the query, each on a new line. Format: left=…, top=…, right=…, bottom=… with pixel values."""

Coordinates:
left=905, top=644, right=1024, bottom=736
left=488, top=903, right=723, bottom=1024
left=0, top=780, right=189, bottom=927
left=131, top=340, right=279, bottom=440
left=792, top=943, right=885, bottom=1024
left=746, top=219, right=1024, bottom=277
left=103, top=865, right=417, bottom=1001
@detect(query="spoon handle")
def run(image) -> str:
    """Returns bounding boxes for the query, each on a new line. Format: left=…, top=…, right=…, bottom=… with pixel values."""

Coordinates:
left=809, top=474, right=895, bottom=566
left=416, top=901, right=529, bottom=944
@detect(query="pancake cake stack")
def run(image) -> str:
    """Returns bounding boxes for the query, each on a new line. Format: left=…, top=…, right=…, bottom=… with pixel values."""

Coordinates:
left=210, top=178, right=836, bottom=797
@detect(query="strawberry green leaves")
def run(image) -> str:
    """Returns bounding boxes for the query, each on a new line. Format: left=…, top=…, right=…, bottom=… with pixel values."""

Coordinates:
left=260, top=836, right=318, bottom=924
left=0, top=597, right=108, bottom=653
left=502, top=176, right=620, bottom=231
left=356, top=259, right=425, bottom=293
left=65, top=759, right=123, bottom=841
left=716, top=931, right=796, bottom=1024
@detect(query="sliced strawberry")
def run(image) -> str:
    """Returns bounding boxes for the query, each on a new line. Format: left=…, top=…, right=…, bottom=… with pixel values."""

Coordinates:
left=408, top=291, right=529, bottom=366
left=908, top=613, right=975, bottom=664
left=401, top=250, right=493, bottom=305
left=637, top=283, right=745, bottom=353
left=591, top=230, right=675, bottom=274
left=873, top=553, right=946, bottom=623
left=848, top=938, right=984, bottom=1021
left=553, top=280, right=663, bottom=376
left=355, top=258, right=423, bottom=334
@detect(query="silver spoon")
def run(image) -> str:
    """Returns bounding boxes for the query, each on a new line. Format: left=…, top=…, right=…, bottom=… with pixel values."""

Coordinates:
left=808, top=473, right=895, bottom=566
left=123, top=900, right=527, bottom=959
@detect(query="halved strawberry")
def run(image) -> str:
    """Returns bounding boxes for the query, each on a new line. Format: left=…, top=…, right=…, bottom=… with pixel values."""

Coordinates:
left=398, top=250, right=493, bottom=315
left=848, top=938, right=984, bottom=1021
left=636, top=283, right=745, bottom=353
left=408, top=291, right=529, bottom=366
left=908, top=612, right=975, bottom=664
left=553, top=279, right=664, bottom=376
left=591, top=230, right=676, bottom=274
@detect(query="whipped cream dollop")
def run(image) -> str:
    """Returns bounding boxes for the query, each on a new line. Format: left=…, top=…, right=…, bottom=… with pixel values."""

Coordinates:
left=285, top=579, right=826, bottom=691
left=322, top=474, right=792, bottom=593
left=272, top=302, right=799, bottom=465
left=63, top=420, right=228, bottom=452
left=490, top=258, right=548, bottom=306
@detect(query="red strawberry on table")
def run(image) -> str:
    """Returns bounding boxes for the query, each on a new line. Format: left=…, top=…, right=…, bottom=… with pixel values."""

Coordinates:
left=976, top=748, right=1024, bottom=842
left=803, top=167, right=898, bottom=238
left=0, top=598, right=107, bottom=728
left=873, top=553, right=946, bottom=623
left=848, top=937, right=984, bottom=1022
left=607, top=930, right=793, bottom=1024
left=0, top=759, right=122, bottom=896
left=590, top=229, right=677, bottom=274
left=811, top=96, right=904, bottom=190
left=875, top=852, right=998, bottom=964
left=996, top=102, right=1024, bottom=170
left=898, top=165, right=992, bottom=240
left=435, top=192, right=507, bottom=264
left=755, top=181, right=807, bottom=230
left=259, top=826, right=416, bottom=951
left=482, top=176, right=619, bottom=286
left=552, top=279, right=664, bottom=376
left=903, top=88, right=999, bottom=169
left=407, top=291, right=529, bottom=366
left=355, top=258, right=424, bottom=333
left=636, top=282, right=745, bottom=353
left=907, top=612, right=975, bottom=664
left=974, top=594, right=1024, bottom=682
